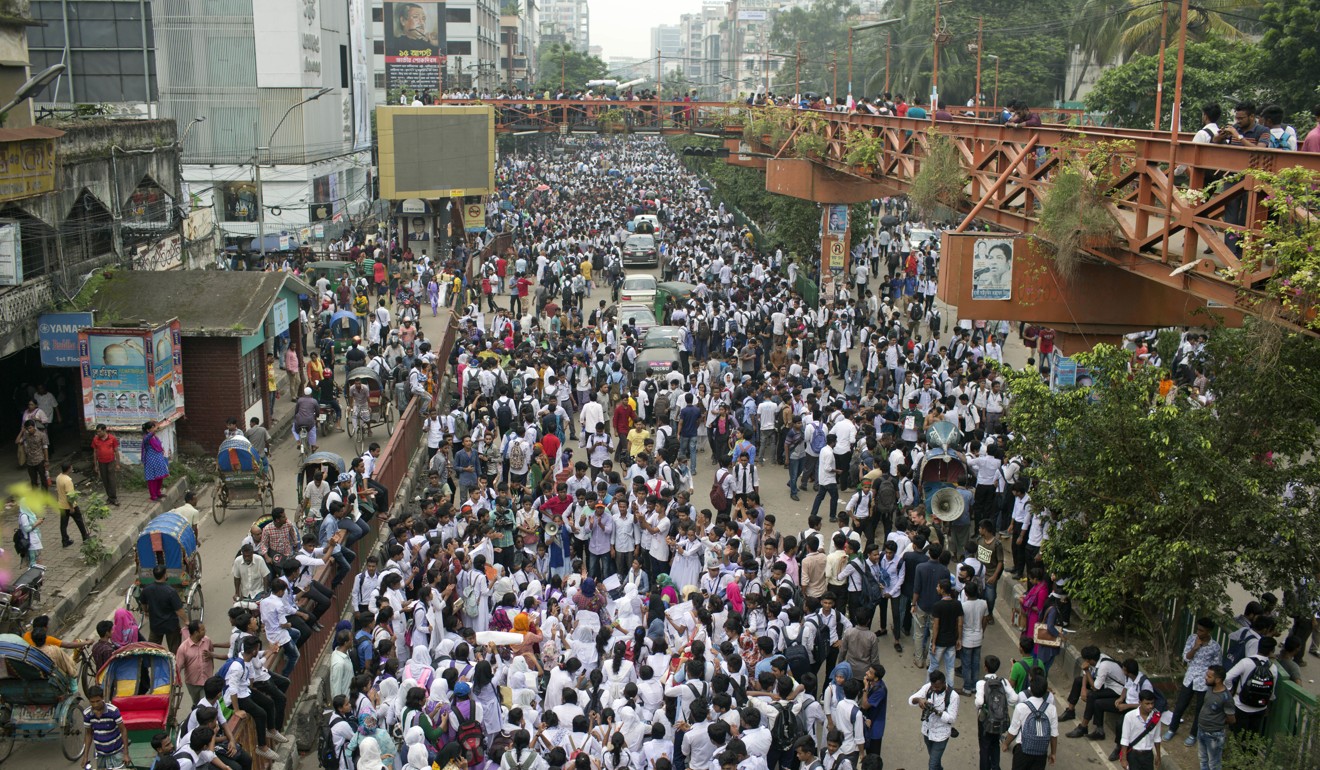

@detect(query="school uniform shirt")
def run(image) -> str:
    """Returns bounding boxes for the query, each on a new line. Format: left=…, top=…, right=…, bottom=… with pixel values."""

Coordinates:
left=830, top=697, right=866, bottom=753
left=1120, top=708, right=1162, bottom=751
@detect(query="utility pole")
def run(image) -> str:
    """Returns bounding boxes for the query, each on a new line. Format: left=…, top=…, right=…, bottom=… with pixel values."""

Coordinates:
left=847, top=27, right=854, bottom=104
left=931, top=0, right=942, bottom=116
left=1171, top=0, right=1189, bottom=135
left=657, top=48, right=662, bottom=101
left=831, top=53, right=838, bottom=106
left=765, top=48, right=770, bottom=96
left=795, top=41, right=802, bottom=101
left=885, top=32, right=892, bottom=95
left=1153, top=0, right=1169, bottom=129
left=974, top=16, right=983, bottom=112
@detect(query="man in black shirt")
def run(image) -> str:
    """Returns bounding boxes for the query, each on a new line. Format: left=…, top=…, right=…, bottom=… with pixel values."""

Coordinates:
left=898, top=534, right=930, bottom=649
left=929, top=579, right=964, bottom=687
left=140, top=566, right=185, bottom=652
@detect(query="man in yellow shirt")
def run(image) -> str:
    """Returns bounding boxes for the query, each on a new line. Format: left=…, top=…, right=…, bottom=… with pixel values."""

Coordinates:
left=579, top=258, right=593, bottom=290
left=54, top=462, right=89, bottom=547
left=627, top=424, right=652, bottom=458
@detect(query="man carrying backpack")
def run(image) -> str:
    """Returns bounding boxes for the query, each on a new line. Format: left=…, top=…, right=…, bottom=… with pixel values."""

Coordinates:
left=975, top=655, right=1013, bottom=770
left=319, top=694, right=355, bottom=770
left=1223, top=635, right=1278, bottom=735
left=1001, top=674, right=1057, bottom=770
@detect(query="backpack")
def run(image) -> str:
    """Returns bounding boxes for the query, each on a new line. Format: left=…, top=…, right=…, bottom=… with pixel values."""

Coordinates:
left=12, top=527, right=28, bottom=558
left=852, top=561, right=883, bottom=614
left=318, top=715, right=347, bottom=770
left=455, top=698, right=487, bottom=765
left=452, top=412, right=471, bottom=442
left=1237, top=657, right=1275, bottom=708
left=981, top=675, right=1011, bottom=735
left=770, top=700, right=804, bottom=749
left=510, top=371, right=525, bottom=398
left=1223, top=628, right=1258, bottom=670
left=709, top=470, right=730, bottom=510
left=495, top=399, right=515, bottom=432
left=1137, top=674, right=1169, bottom=713
left=1019, top=698, right=1053, bottom=756
left=1265, top=127, right=1295, bottom=150
left=658, top=426, right=679, bottom=463
left=809, top=421, right=827, bottom=454
left=461, top=572, right=481, bottom=617
left=783, top=624, right=812, bottom=678
left=654, top=390, right=671, bottom=420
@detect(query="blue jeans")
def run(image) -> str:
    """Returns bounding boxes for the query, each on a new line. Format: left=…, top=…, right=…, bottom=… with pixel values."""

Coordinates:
left=339, top=516, right=368, bottom=545
left=929, top=644, right=956, bottom=684
left=280, top=628, right=300, bottom=677
left=787, top=456, right=803, bottom=495
left=924, top=736, right=948, bottom=770
left=984, top=579, right=998, bottom=615
left=679, top=436, right=698, bottom=471
left=1198, top=730, right=1225, bottom=770
left=588, top=550, right=612, bottom=581
left=960, top=645, right=982, bottom=692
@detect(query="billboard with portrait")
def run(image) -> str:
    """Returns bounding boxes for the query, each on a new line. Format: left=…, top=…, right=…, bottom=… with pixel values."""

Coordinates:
left=971, top=237, right=1014, bottom=300
left=80, top=321, right=184, bottom=428
left=384, top=0, right=447, bottom=99
left=826, top=204, right=849, bottom=237
left=216, top=181, right=259, bottom=223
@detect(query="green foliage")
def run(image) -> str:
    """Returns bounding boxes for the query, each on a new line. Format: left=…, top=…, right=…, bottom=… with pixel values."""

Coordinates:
left=1034, top=137, right=1130, bottom=281
left=844, top=129, right=883, bottom=169
left=1257, top=0, right=1320, bottom=116
left=535, top=43, right=607, bottom=92
left=1231, top=166, right=1320, bottom=332
left=1004, top=333, right=1320, bottom=667
left=69, top=489, right=113, bottom=565
left=1221, top=706, right=1320, bottom=770
left=1085, top=41, right=1265, bottom=130
left=768, top=0, right=858, bottom=97
left=666, top=135, right=823, bottom=256
left=792, top=132, right=828, bottom=158
left=908, top=129, right=967, bottom=218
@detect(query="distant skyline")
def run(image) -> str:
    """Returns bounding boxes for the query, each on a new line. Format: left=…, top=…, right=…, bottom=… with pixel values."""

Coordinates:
left=590, top=0, right=707, bottom=62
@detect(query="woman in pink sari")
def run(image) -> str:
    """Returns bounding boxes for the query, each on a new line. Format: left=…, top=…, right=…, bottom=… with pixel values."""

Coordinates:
left=1018, top=567, right=1049, bottom=634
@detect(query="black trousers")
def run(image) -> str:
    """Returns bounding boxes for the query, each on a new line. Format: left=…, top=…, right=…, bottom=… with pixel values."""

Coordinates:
left=237, top=692, right=271, bottom=745
left=60, top=506, right=89, bottom=543
left=1010, top=745, right=1047, bottom=770
left=253, top=675, right=288, bottom=730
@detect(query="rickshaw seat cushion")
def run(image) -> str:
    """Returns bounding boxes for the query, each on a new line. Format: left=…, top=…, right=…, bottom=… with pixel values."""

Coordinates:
left=114, top=694, right=170, bottom=729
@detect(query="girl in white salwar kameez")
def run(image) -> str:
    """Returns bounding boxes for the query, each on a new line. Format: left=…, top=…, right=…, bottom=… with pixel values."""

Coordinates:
left=461, top=556, right=492, bottom=632
left=602, top=641, right=636, bottom=703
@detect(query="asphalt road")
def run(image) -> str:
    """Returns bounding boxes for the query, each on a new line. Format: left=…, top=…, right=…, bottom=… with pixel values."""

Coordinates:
left=11, top=262, right=1119, bottom=770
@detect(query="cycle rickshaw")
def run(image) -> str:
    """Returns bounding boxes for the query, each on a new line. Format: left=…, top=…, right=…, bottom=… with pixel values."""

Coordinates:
left=0, top=633, right=84, bottom=761
left=94, top=642, right=181, bottom=768
left=296, top=451, right=346, bottom=536
left=123, top=512, right=204, bottom=625
left=212, top=437, right=275, bottom=524
left=345, top=366, right=395, bottom=455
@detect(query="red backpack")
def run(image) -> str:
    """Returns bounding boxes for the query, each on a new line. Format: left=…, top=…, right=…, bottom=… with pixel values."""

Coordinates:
left=454, top=696, right=486, bottom=766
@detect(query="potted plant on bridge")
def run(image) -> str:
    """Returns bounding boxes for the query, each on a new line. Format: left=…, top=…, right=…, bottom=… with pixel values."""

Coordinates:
left=597, top=107, right=628, bottom=134
left=844, top=129, right=884, bottom=175
left=792, top=114, right=829, bottom=159
left=1035, top=136, right=1133, bottom=281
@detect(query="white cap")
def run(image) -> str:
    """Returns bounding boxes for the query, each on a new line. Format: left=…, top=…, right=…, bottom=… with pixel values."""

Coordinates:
left=304, top=387, right=313, bottom=396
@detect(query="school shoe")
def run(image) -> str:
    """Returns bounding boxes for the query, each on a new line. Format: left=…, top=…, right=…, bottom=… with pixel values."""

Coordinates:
left=1184, top=735, right=1196, bottom=747
left=1161, top=730, right=1174, bottom=742
left=1088, top=730, right=1106, bottom=741
left=269, top=731, right=290, bottom=744
left=1064, top=726, right=1089, bottom=739
left=1059, top=708, right=1075, bottom=722
left=1108, top=748, right=1121, bottom=762
left=257, top=747, right=279, bottom=760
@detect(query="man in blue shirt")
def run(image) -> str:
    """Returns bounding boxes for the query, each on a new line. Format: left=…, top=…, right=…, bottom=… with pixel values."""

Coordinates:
left=454, top=435, right=481, bottom=499
left=677, top=394, right=703, bottom=473
left=318, top=502, right=355, bottom=586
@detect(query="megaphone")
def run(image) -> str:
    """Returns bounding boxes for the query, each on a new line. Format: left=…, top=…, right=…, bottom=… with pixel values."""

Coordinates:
left=930, top=487, right=965, bottom=522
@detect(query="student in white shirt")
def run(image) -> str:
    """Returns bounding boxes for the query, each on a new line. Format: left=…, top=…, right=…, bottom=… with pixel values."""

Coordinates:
left=909, top=670, right=959, bottom=769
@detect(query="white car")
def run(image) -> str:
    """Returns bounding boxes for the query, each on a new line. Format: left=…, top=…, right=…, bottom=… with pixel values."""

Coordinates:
left=620, top=273, right=658, bottom=304
left=632, top=214, right=662, bottom=237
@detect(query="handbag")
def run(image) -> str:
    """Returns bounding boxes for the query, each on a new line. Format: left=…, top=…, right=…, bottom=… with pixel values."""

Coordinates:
left=1032, top=622, right=1062, bottom=648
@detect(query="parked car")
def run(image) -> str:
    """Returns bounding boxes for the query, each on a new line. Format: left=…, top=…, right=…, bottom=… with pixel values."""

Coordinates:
left=642, top=325, right=684, bottom=349
left=623, top=233, right=660, bottom=268
left=620, top=273, right=658, bottom=304
left=613, top=302, right=656, bottom=339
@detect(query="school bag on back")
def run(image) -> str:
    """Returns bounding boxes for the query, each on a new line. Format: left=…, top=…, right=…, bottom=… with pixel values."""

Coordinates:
left=783, top=624, right=812, bottom=678
left=318, top=715, right=348, bottom=770
left=981, top=675, right=1011, bottom=735
left=770, top=700, right=804, bottom=749
left=1019, top=699, right=1053, bottom=756
left=1237, top=658, right=1276, bottom=708
left=809, top=421, right=828, bottom=453
left=455, top=697, right=487, bottom=765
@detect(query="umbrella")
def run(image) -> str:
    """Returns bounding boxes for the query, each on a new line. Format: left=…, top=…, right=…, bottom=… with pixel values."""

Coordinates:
left=880, top=214, right=901, bottom=227
left=535, top=184, right=550, bottom=191
left=697, top=184, right=712, bottom=192
left=657, top=281, right=697, bottom=296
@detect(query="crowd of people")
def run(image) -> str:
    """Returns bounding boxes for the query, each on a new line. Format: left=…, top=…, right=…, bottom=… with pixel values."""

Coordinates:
left=59, top=131, right=1301, bottom=770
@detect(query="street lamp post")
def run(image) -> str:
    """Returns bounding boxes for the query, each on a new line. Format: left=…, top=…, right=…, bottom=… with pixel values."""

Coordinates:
left=0, top=63, right=66, bottom=124
left=256, top=86, right=332, bottom=259
left=974, top=16, right=983, bottom=111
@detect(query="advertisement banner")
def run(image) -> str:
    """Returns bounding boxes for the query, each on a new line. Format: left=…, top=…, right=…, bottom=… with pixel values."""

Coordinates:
left=348, top=0, right=373, bottom=151
left=80, top=321, right=183, bottom=427
left=384, top=0, right=447, bottom=98
left=0, top=220, right=20, bottom=286
left=825, top=204, right=849, bottom=237
left=971, top=237, right=1014, bottom=300
left=0, top=138, right=56, bottom=203
left=38, top=312, right=93, bottom=367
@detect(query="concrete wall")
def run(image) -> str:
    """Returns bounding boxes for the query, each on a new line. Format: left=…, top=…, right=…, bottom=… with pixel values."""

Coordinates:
left=176, top=336, right=243, bottom=455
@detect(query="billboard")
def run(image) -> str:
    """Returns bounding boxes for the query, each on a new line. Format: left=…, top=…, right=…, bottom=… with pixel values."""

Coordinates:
left=825, top=204, right=849, bottom=237
left=38, top=312, right=93, bottom=367
left=0, top=221, right=19, bottom=286
left=377, top=106, right=496, bottom=200
left=79, top=321, right=185, bottom=428
left=0, top=137, right=57, bottom=203
left=384, top=0, right=447, bottom=99
left=252, top=0, right=323, bottom=88
left=971, top=237, right=1014, bottom=300
left=348, top=0, right=373, bottom=151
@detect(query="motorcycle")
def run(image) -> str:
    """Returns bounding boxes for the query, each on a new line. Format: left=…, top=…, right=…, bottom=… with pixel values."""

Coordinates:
left=0, top=564, right=44, bottom=625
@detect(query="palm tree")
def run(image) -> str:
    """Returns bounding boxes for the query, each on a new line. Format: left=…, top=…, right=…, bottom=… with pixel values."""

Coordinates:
left=1068, top=0, right=1128, bottom=101
left=1119, top=0, right=1256, bottom=57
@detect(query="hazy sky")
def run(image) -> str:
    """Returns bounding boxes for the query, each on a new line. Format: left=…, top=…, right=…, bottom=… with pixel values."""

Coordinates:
left=590, top=0, right=707, bottom=61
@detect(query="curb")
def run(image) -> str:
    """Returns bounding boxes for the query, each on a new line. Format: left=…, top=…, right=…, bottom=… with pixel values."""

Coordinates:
left=44, top=475, right=192, bottom=633
left=992, top=575, right=1184, bottom=770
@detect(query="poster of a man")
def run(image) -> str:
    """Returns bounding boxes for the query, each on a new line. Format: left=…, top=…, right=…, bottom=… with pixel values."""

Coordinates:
left=387, top=2, right=440, bottom=56
left=971, top=238, right=1014, bottom=300
left=826, top=204, right=849, bottom=237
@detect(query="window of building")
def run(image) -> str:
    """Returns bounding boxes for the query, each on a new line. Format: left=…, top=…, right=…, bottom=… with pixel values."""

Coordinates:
left=446, top=8, right=471, bottom=24
left=373, top=39, right=384, bottom=55
left=446, top=40, right=472, bottom=56
left=371, top=6, right=382, bottom=22
left=375, top=72, right=386, bottom=88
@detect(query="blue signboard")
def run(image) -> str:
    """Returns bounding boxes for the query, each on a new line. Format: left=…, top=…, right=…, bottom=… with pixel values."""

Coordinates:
left=38, top=312, right=93, bottom=367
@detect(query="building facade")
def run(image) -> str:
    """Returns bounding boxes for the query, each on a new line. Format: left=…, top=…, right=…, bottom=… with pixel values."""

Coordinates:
left=27, top=0, right=157, bottom=114
left=154, top=0, right=373, bottom=253
left=539, top=0, right=587, bottom=52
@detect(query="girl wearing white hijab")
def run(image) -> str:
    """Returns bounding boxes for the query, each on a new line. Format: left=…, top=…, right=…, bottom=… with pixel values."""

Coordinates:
left=612, top=705, right=647, bottom=767
left=375, top=677, right=400, bottom=732
left=498, top=729, right=547, bottom=770
left=355, top=736, right=386, bottom=770
left=402, top=646, right=434, bottom=690
left=402, top=742, right=430, bottom=770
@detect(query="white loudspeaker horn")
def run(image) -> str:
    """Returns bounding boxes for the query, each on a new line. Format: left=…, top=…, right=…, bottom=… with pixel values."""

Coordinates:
left=931, top=487, right=965, bottom=522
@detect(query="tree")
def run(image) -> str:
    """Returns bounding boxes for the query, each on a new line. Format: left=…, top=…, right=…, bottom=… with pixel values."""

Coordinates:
left=1256, top=0, right=1320, bottom=116
left=536, top=42, right=607, bottom=93
left=1119, top=0, right=1256, bottom=57
left=1002, top=333, right=1320, bottom=667
left=1085, top=40, right=1264, bottom=130
left=769, top=0, right=858, bottom=98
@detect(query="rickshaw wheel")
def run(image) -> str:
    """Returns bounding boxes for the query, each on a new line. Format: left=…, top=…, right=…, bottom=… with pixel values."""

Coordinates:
left=0, top=715, right=13, bottom=763
left=259, top=483, right=270, bottom=518
left=185, top=584, right=204, bottom=623
left=352, top=424, right=365, bottom=456
left=212, top=483, right=227, bottom=524
left=346, top=411, right=357, bottom=438
left=385, top=401, right=395, bottom=432
left=60, top=700, right=84, bottom=760
left=77, top=649, right=95, bottom=696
